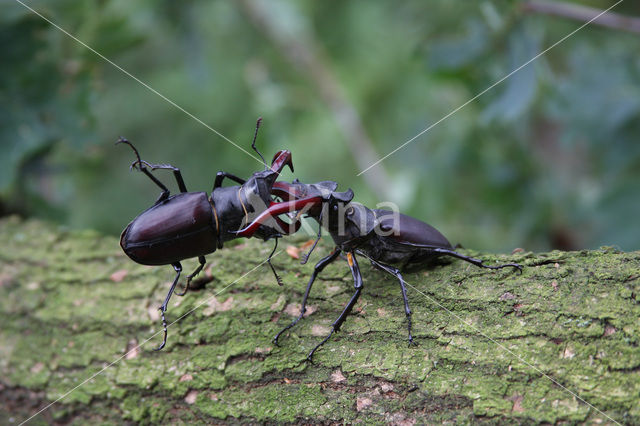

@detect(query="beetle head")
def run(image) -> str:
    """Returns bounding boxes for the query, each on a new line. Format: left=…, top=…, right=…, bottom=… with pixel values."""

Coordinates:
left=328, top=188, right=354, bottom=205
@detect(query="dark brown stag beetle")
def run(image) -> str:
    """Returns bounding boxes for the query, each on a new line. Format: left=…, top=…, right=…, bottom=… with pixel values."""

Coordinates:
left=118, top=119, right=300, bottom=350
left=235, top=179, right=522, bottom=360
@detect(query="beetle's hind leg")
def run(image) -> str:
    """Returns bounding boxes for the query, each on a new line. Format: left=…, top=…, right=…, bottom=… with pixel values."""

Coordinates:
left=367, top=257, right=416, bottom=345
left=116, top=138, right=188, bottom=201
left=139, top=162, right=188, bottom=193
left=175, top=256, right=206, bottom=297
left=154, top=262, right=182, bottom=351
left=432, top=247, right=522, bottom=273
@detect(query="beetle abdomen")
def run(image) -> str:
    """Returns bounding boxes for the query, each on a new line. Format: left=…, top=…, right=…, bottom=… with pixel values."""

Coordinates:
left=373, top=210, right=452, bottom=248
left=120, top=192, right=217, bottom=265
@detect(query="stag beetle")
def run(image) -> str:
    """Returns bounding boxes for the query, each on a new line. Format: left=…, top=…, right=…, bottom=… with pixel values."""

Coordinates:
left=118, top=119, right=299, bottom=350
left=236, top=179, right=522, bottom=360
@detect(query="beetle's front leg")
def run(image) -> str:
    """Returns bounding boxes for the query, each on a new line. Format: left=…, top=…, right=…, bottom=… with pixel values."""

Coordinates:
left=274, top=248, right=341, bottom=345
left=308, top=251, right=363, bottom=361
left=213, top=171, right=246, bottom=190
left=116, top=138, right=182, bottom=202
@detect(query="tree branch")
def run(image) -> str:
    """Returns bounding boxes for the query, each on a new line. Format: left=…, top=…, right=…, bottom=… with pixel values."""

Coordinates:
left=1, top=217, right=638, bottom=423
left=522, top=1, right=640, bottom=35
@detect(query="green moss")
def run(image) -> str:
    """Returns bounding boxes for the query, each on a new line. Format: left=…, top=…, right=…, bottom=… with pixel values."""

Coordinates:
left=121, top=395, right=168, bottom=423
left=197, top=383, right=328, bottom=421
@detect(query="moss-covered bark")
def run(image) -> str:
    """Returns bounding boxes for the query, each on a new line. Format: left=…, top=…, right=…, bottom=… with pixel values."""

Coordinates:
left=1, top=216, right=638, bottom=424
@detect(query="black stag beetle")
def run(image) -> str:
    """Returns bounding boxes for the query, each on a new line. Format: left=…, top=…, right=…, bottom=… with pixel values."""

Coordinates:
left=235, top=179, right=522, bottom=360
left=117, top=119, right=300, bottom=350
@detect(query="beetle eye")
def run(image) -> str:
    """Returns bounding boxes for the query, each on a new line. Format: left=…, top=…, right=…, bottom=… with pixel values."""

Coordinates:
left=346, top=206, right=354, bottom=216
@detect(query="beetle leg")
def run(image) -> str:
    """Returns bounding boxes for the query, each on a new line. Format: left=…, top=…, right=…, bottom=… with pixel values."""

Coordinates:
left=175, top=256, right=206, bottom=297
left=142, top=169, right=172, bottom=203
left=141, top=162, right=188, bottom=193
left=274, top=248, right=341, bottom=345
left=129, top=158, right=188, bottom=194
left=300, top=210, right=323, bottom=265
left=116, top=138, right=173, bottom=202
left=367, top=257, right=416, bottom=345
left=154, top=262, right=182, bottom=351
left=431, top=248, right=523, bottom=273
left=267, top=238, right=284, bottom=286
left=308, top=251, right=362, bottom=361
left=213, top=171, right=246, bottom=190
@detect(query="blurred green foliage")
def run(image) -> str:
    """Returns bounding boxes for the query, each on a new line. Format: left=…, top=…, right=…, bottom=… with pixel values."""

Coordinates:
left=1, top=0, right=639, bottom=252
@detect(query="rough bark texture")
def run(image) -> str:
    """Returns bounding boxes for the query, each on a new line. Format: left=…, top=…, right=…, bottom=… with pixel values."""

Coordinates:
left=1, top=216, right=638, bottom=424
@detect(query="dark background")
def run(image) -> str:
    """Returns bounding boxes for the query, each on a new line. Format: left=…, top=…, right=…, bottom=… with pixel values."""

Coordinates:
left=2, top=0, right=639, bottom=252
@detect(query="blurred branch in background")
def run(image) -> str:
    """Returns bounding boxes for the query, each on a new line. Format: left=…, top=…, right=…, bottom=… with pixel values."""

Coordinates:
left=239, top=0, right=391, bottom=200
left=2, top=1, right=640, bottom=252
left=522, top=1, right=640, bottom=35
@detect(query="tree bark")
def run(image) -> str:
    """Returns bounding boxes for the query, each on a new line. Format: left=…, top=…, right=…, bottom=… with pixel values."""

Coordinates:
left=1, top=217, right=638, bottom=424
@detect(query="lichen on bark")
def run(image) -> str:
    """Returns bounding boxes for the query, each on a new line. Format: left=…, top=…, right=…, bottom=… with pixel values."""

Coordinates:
left=1, top=216, right=638, bottom=423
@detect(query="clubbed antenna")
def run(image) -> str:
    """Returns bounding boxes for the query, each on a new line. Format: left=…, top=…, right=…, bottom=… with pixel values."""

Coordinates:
left=251, top=117, right=267, bottom=170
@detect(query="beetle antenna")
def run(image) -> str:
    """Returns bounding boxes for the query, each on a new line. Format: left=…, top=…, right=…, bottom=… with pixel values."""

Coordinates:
left=251, top=117, right=268, bottom=170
